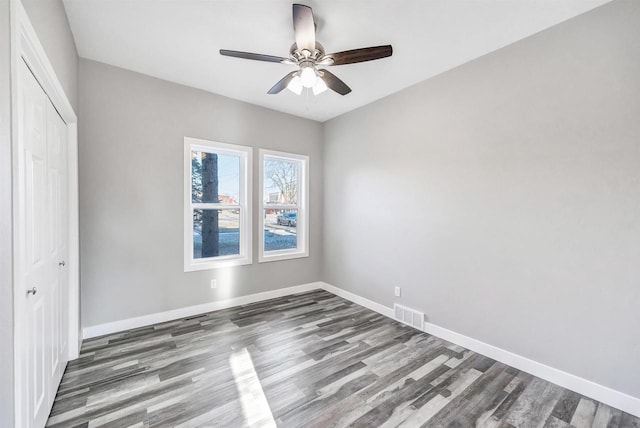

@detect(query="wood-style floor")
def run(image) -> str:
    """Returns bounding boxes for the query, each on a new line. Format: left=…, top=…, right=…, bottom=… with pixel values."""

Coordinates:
left=47, top=290, right=639, bottom=427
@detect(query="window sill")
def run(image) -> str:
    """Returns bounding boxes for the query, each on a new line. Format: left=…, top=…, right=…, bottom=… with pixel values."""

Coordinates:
left=184, top=256, right=252, bottom=272
left=258, top=250, right=309, bottom=264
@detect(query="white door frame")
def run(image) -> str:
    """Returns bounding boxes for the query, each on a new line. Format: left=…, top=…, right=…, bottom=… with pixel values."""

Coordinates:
left=10, top=0, right=80, bottom=425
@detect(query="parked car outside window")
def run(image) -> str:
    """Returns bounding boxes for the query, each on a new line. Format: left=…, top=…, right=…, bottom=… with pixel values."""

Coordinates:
left=277, top=212, right=297, bottom=227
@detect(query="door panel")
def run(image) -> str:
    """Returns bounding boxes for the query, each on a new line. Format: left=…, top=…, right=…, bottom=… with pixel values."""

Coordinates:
left=29, top=298, right=46, bottom=424
left=25, top=104, right=45, bottom=268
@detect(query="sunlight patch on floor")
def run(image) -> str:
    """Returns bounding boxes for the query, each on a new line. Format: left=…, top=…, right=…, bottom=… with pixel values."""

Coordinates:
left=230, top=347, right=277, bottom=428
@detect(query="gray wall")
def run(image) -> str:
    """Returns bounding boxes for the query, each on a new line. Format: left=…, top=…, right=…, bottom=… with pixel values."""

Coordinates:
left=79, top=59, right=323, bottom=328
left=0, top=0, right=14, bottom=424
left=22, top=0, right=79, bottom=111
left=323, top=0, right=640, bottom=398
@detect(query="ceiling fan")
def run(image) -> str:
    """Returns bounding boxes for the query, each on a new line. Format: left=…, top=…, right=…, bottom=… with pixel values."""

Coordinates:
left=219, top=4, right=393, bottom=96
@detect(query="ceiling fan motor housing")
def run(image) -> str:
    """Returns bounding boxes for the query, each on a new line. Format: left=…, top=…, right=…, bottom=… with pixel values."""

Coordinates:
left=290, top=42, right=325, bottom=61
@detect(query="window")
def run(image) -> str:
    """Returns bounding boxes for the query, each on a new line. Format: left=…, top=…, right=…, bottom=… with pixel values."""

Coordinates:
left=259, top=149, right=309, bottom=262
left=184, top=137, right=252, bottom=271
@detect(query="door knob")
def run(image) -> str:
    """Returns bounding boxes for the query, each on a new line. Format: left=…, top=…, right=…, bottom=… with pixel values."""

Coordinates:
left=59, top=261, right=66, bottom=267
left=27, top=287, right=37, bottom=296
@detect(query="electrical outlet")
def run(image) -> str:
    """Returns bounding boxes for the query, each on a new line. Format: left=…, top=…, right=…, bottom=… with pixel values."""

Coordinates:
left=394, top=286, right=401, bottom=297
left=210, top=279, right=217, bottom=289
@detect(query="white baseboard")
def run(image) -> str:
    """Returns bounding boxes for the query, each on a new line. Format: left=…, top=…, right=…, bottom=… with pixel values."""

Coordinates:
left=316, top=281, right=640, bottom=418
left=420, top=321, right=640, bottom=418
left=82, top=282, right=323, bottom=339
left=81, top=280, right=639, bottom=417
left=320, top=282, right=394, bottom=319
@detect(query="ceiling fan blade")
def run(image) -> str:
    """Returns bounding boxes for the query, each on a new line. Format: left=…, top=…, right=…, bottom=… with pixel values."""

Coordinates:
left=220, top=49, right=289, bottom=64
left=327, top=45, right=393, bottom=65
left=268, top=71, right=298, bottom=94
left=293, top=4, right=316, bottom=53
left=319, top=70, right=351, bottom=95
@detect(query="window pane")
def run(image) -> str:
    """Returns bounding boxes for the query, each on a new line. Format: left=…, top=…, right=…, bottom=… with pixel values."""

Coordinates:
left=192, top=151, right=240, bottom=204
left=193, top=209, right=240, bottom=258
left=264, top=209, right=298, bottom=252
left=264, top=158, right=298, bottom=205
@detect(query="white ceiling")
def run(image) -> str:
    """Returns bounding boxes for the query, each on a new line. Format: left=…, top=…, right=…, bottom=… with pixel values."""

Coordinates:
left=63, top=0, right=610, bottom=122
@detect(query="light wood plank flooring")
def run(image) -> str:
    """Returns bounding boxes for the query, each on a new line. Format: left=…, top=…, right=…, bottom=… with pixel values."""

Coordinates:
left=48, top=290, right=639, bottom=427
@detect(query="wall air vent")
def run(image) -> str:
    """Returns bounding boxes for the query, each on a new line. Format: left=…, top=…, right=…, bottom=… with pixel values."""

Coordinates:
left=393, top=304, right=425, bottom=331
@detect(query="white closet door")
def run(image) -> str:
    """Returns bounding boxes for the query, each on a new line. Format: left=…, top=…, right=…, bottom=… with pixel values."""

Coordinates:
left=20, top=59, right=50, bottom=428
left=46, top=98, right=69, bottom=389
left=19, top=59, right=70, bottom=428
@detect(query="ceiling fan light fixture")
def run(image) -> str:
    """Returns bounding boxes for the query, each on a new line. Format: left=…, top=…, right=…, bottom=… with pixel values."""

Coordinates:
left=300, top=66, right=317, bottom=88
left=287, top=74, right=303, bottom=95
left=312, top=76, right=328, bottom=95
left=220, top=5, right=393, bottom=96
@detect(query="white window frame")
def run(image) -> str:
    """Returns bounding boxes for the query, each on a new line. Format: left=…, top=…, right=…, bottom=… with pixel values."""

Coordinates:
left=259, top=149, right=309, bottom=263
left=184, top=137, right=252, bottom=271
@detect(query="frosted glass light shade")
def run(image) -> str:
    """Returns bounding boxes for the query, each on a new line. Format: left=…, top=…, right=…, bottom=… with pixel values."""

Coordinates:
left=287, top=75, right=303, bottom=95
left=300, top=67, right=317, bottom=88
left=313, top=77, right=328, bottom=95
